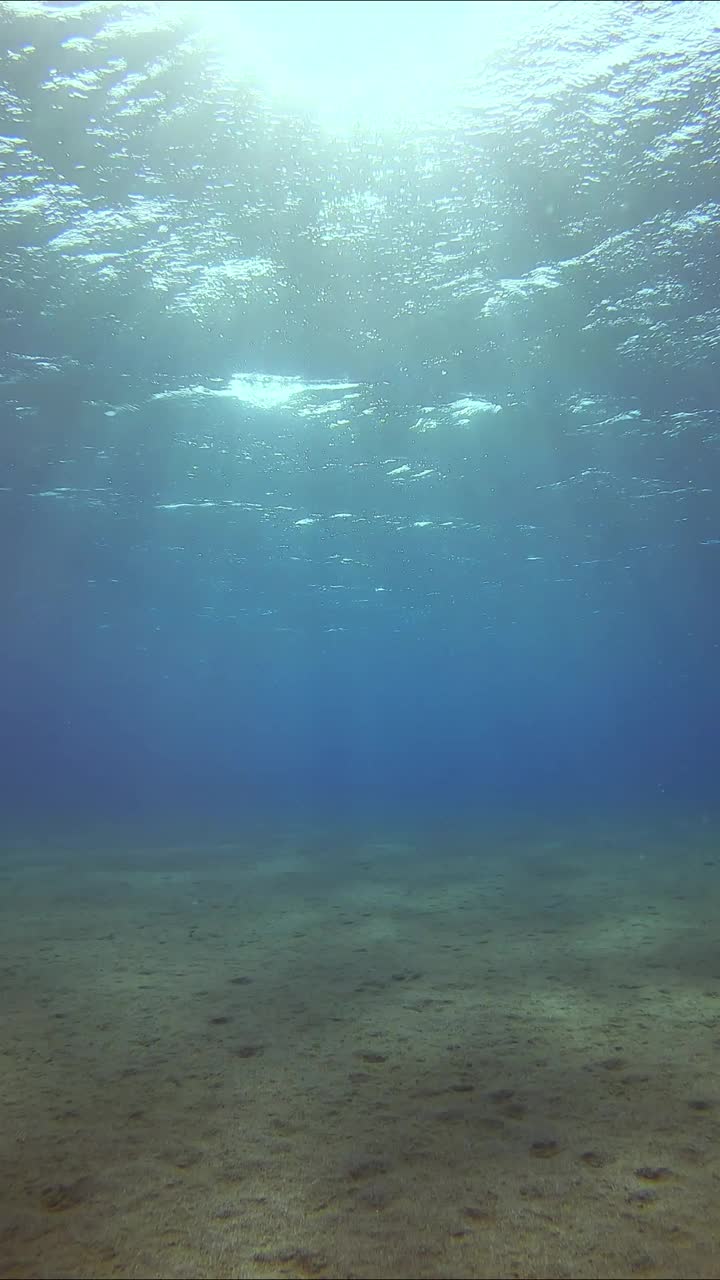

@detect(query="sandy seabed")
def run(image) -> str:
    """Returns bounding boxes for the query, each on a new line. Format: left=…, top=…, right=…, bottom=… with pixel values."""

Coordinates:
left=1, top=818, right=719, bottom=1280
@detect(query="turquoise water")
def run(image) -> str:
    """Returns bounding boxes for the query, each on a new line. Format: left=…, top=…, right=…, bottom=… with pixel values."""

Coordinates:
left=2, top=0, right=719, bottom=842
left=2, top=7, right=720, bottom=1274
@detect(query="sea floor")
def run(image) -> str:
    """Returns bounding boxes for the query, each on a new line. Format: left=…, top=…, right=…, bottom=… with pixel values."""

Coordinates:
left=1, top=818, right=719, bottom=1280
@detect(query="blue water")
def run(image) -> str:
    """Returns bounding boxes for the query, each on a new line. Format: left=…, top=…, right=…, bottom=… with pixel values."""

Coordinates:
left=2, top=0, right=719, bottom=844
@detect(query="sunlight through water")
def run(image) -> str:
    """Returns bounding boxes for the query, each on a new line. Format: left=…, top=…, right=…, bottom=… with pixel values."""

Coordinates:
left=187, top=0, right=554, bottom=131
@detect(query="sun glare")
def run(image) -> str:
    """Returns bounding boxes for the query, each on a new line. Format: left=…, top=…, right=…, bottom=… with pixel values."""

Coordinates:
left=182, top=0, right=551, bottom=133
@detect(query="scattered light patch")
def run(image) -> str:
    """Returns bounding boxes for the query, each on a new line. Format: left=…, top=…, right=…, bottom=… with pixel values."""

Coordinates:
left=536, top=468, right=620, bottom=493
left=635, top=486, right=711, bottom=500
left=413, top=520, right=433, bottom=528
left=226, top=373, right=309, bottom=409
left=412, top=399, right=501, bottom=432
left=170, top=256, right=274, bottom=314
left=152, top=384, right=214, bottom=402
left=49, top=201, right=174, bottom=252
left=213, top=258, right=270, bottom=282
left=42, top=65, right=113, bottom=96
left=330, top=512, right=353, bottom=519
left=297, top=397, right=360, bottom=418
left=673, top=206, right=718, bottom=235
left=0, top=192, right=60, bottom=222
left=60, top=35, right=94, bottom=53
left=154, top=373, right=360, bottom=413
left=80, top=252, right=123, bottom=266
left=156, top=501, right=217, bottom=510
left=569, top=396, right=604, bottom=416
left=662, top=411, right=702, bottom=437
left=96, top=401, right=140, bottom=417
left=600, top=410, right=643, bottom=429
left=11, top=353, right=75, bottom=375
left=482, top=265, right=563, bottom=316
left=566, top=395, right=642, bottom=426
left=527, top=555, right=543, bottom=561
left=31, top=486, right=110, bottom=504
left=449, top=396, right=502, bottom=421
left=315, top=190, right=390, bottom=246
